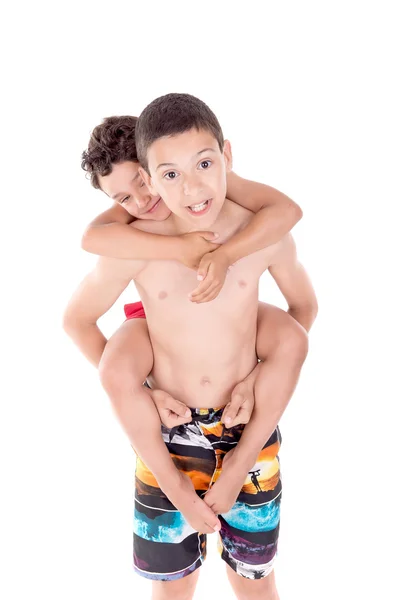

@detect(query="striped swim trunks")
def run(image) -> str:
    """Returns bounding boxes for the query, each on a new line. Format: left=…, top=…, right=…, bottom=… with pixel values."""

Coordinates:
left=133, top=406, right=282, bottom=581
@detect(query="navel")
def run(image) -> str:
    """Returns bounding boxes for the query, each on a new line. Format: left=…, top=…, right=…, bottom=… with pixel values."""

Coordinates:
left=200, top=377, right=211, bottom=386
left=158, top=291, right=168, bottom=300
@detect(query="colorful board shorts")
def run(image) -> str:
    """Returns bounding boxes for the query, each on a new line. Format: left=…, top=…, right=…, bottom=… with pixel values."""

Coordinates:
left=134, top=406, right=282, bottom=581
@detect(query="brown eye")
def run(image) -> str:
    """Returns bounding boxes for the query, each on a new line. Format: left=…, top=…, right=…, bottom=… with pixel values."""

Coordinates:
left=199, top=160, right=211, bottom=169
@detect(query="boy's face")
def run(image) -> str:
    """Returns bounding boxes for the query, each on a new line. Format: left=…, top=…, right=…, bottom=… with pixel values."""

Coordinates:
left=98, top=161, right=171, bottom=220
left=141, top=129, right=232, bottom=229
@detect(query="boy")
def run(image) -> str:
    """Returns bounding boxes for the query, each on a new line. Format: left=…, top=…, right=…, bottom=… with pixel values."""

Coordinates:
left=66, top=116, right=306, bottom=433
left=65, top=97, right=317, bottom=598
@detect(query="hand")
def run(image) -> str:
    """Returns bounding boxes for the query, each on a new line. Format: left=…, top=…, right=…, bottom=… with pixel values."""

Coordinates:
left=179, top=231, right=220, bottom=270
left=150, top=389, right=192, bottom=429
left=164, top=471, right=221, bottom=534
left=203, top=448, right=246, bottom=515
left=221, top=378, right=255, bottom=428
left=189, top=249, right=231, bottom=303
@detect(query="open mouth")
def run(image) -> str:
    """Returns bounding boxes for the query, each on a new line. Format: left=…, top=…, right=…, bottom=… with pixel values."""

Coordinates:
left=146, top=197, right=161, bottom=214
left=186, top=199, right=212, bottom=216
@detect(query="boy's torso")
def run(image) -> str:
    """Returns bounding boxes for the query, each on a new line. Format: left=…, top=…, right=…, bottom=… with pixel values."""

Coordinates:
left=132, top=200, right=280, bottom=408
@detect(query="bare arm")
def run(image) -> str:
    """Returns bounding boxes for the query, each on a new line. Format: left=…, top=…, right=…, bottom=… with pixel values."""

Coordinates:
left=222, top=171, right=303, bottom=264
left=63, top=257, right=143, bottom=367
left=81, top=202, right=219, bottom=268
left=190, top=172, right=303, bottom=302
left=81, top=203, right=183, bottom=260
left=63, top=260, right=202, bottom=507
left=268, top=234, right=318, bottom=332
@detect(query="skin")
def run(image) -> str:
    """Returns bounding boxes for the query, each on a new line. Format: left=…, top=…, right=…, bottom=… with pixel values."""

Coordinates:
left=70, top=158, right=306, bottom=427
left=64, top=127, right=317, bottom=600
left=82, top=162, right=304, bottom=301
left=136, top=129, right=316, bottom=409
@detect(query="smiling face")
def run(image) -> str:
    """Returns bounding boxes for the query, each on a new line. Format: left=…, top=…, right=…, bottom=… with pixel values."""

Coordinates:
left=98, top=160, right=171, bottom=220
left=141, top=128, right=232, bottom=229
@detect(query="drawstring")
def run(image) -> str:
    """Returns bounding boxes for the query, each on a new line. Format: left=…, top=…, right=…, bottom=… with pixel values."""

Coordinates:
left=168, top=412, right=205, bottom=443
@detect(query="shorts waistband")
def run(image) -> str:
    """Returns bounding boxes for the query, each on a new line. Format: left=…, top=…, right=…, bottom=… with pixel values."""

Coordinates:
left=188, top=406, right=225, bottom=423
left=169, top=406, right=227, bottom=443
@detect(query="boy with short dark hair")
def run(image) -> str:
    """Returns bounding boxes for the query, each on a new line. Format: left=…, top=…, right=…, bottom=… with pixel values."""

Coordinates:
left=69, top=115, right=306, bottom=430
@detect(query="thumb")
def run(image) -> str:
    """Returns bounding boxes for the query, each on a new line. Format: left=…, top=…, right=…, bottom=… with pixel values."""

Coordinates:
left=197, top=255, right=211, bottom=281
left=163, top=394, right=192, bottom=419
left=222, top=394, right=243, bottom=427
left=200, top=231, right=219, bottom=242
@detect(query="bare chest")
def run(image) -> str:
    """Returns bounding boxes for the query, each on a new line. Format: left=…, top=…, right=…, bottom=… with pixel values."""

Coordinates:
left=135, top=248, right=270, bottom=322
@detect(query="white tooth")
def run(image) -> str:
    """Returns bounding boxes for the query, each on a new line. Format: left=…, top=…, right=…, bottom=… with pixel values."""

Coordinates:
left=189, top=200, right=208, bottom=212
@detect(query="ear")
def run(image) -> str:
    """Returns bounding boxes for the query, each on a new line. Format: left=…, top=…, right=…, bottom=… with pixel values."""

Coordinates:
left=139, top=167, right=157, bottom=195
left=223, top=140, right=233, bottom=172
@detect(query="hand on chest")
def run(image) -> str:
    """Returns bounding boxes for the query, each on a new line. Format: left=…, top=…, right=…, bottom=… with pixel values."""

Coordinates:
left=137, top=250, right=268, bottom=306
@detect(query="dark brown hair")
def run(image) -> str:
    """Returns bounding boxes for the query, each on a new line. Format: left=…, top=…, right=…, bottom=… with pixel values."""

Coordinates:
left=81, top=116, right=139, bottom=189
left=136, top=93, right=224, bottom=173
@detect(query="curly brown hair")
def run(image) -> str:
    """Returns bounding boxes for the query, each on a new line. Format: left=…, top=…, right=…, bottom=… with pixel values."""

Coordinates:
left=136, top=93, right=224, bottom=173
left=81, top=116, right=139, bottom=189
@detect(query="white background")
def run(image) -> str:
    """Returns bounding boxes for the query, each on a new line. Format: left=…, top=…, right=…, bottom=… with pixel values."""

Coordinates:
left=1, top=1, right=399, bottom=599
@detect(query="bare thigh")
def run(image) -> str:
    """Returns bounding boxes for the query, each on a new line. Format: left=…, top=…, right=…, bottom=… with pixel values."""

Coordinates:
left=151, top=568, right=200, bottom=600
left=99, top=317, right=153, bottom=389
left=256, top=302, right=308, bottom=362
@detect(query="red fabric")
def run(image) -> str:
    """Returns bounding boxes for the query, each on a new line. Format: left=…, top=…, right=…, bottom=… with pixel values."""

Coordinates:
left=124, top=301, right=146, bottom=320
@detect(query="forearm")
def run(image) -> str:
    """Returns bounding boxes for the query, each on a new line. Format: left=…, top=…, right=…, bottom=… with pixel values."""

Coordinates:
left=63, top=321, right=107, bottom=368
left=109, top=384, right=181, bottom=490
left=82, top=223, right=182, bottom=260
left=221, top=201, right=302, bottom=266
left=288, top=305, right=318, bottom=333
left=231, top=350, right=303, bottom=472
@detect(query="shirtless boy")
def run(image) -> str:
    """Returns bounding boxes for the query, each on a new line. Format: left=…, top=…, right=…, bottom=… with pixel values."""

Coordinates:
left=65, top=95, right=317, bottom=598
left=66, top=115, right=307, bottom=432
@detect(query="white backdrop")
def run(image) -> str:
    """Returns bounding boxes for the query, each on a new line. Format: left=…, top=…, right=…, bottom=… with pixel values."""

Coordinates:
left=2, top=1, right=399, bottom=599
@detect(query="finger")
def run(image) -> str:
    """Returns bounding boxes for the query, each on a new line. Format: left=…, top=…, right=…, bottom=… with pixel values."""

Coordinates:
left=164, top=396, right=192, bottom=419
left=228, top=407, right=252, bottom=428
left=203, top=495, right=219, bottom=516
left=189, top=278, right=215, bottom=300
left=199, top=231, right=219, bottom=242
left=196, top=256, right=211, bottom=283
left=193, top=283, right=224, bottom=303
left=191, top=264, right=216, bottom=294
left=222, top=394, right=245, bottom=427
left=228, top=392, right=254, bottom=427
left=166, top=413, right=193, bottom=426
left=191, top=279, right=221, bottom=302
left=203, top=520, right=221, bottom=533
left=191, top=270, right=226, bottom=302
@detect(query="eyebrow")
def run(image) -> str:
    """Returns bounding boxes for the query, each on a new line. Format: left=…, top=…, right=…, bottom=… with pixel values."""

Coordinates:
left=156, top=148, right=217, bottom=171
left=111, top=174, right=141, bottom=200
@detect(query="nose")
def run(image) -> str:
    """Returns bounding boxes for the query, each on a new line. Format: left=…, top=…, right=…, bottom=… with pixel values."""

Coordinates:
left=183, top=173, right=203, bottom=197
left=135, top=189, right=152, bottom=209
